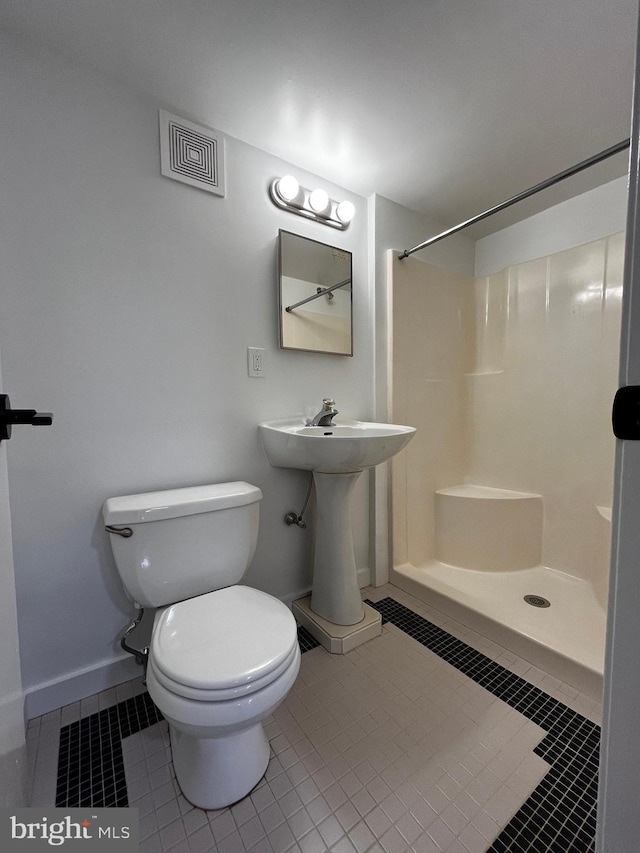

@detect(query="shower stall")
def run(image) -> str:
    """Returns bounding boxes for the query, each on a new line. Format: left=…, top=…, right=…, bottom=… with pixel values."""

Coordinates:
left=387, top=149, right=627, bottom=701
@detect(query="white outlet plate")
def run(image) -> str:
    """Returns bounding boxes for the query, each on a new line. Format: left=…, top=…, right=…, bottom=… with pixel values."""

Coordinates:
left=247, top=347, right=266, bottom=378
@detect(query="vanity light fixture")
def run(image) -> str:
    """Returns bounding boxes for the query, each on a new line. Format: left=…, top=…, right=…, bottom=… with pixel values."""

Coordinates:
left=269, top=176, right=355, bottom=229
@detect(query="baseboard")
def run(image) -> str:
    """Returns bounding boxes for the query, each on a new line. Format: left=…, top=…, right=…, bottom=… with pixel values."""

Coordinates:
left=25, top=569, right=373, bottom=719
left=0, top=686, right=27, bottom=805
left=0, top=688, right=29, bottom=806
left=25, top=654, right=142, bottom=720
left=0, top=687, right=25, bottom=747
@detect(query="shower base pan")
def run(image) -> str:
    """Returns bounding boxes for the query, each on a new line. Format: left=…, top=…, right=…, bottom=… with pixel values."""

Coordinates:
left=390, top=560, right=605, bottom=701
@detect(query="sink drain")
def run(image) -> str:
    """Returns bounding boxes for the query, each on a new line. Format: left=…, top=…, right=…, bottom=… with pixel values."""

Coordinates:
left=524, top=594, right=550, bottom=608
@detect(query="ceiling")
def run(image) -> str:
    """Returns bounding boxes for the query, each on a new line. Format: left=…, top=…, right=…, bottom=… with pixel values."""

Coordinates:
left=1, top=0, right=637, bottom=239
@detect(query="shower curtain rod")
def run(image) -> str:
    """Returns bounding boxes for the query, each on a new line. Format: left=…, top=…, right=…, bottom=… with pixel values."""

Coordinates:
left=398, top=138, right=630, bottom=260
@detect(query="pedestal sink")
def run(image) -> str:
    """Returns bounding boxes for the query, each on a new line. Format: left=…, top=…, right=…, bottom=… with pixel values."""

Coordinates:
left=259, top=417, right=416, bottom=648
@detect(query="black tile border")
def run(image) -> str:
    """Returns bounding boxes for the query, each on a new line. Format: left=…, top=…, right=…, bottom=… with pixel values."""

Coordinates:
left=56, top=691, right=163, bottom=807
left=296, top=624, right=321, bottom=653
left=55, top=627, right=319, bottom=808
left=54, top=599, right=600, bottom=853
left=366, top=597, right=599, bottom=853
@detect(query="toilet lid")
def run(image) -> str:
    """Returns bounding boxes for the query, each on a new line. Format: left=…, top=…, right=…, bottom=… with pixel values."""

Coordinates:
left=151, top=585, right=298, bottom=693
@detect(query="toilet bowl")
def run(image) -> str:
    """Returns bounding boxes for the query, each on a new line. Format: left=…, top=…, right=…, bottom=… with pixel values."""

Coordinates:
left=102, top=482, right=301, bottom=808
left=147, top=585, right=300, bottom=809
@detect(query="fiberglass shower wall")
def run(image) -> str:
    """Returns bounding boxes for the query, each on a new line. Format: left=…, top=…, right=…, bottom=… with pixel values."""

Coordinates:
left=390, top=232, right=623, bottom=606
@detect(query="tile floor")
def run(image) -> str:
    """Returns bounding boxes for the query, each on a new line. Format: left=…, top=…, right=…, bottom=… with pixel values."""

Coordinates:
left=27, top=584, right=602, bottom=853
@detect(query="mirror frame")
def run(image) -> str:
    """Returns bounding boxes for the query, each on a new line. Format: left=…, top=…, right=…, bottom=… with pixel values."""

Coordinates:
left=277, top=229, right=353, bottom=357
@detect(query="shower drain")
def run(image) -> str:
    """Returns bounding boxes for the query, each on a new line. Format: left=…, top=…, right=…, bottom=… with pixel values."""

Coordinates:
left=524, top=594, right=551, bottom=608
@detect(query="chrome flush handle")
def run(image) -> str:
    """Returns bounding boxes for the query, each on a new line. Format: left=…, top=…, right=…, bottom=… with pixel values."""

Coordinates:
left=105, top=525, right=133, bottom=538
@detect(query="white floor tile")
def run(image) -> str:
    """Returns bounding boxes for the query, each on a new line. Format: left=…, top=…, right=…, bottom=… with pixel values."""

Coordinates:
left=26, top=584, right=600, bottom=852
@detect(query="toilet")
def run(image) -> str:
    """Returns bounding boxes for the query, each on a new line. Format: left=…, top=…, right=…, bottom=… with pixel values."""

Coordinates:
left=102, top=481, right=301, bottom=810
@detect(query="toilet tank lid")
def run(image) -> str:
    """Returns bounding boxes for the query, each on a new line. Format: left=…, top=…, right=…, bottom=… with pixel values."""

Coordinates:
left=102, top=482, right=262, bottom=525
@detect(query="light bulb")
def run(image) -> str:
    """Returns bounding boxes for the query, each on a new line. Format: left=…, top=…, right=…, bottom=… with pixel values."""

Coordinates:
left=308, top=188, right=330, bottom=214
left=336, top=200, right=355, bottom=224
left=276, top=175, right=300, bottom=202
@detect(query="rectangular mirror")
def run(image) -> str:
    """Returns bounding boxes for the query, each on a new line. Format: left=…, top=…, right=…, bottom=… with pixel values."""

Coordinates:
left=278, top=230, right=353, bottom=356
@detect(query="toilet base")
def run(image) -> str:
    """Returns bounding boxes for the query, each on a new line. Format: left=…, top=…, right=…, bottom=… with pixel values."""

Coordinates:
left=170, top=721, right=270, bottom=809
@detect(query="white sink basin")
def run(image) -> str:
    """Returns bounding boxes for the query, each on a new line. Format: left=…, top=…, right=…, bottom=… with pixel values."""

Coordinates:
left=259, top=417, right=416, bottom=473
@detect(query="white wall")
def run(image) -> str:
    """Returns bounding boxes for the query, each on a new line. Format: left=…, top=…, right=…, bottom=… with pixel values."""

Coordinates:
left=0, top=352, right=28, bottom=806
left=466, top=237, right=622, bottom=601
left=475, top=176, right=628, bottom=276
left=372, top=194, right=476, bottom=422
left=370, top=195, right=475, bottom=584
left=389, top=256, right=472, bottom=569
left=0, top=32, right=373, bottom=717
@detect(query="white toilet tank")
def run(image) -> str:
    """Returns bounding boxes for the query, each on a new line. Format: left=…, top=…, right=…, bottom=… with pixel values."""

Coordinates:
left=102, top=482, right=262, bottom=608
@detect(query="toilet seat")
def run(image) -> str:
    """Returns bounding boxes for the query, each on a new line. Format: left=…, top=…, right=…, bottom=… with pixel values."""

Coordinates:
left=149, top=642, right=299, bottom=702
left=151, top=585, right=299, bottom=701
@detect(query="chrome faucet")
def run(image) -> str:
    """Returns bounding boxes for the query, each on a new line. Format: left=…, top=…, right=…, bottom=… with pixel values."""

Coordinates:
left=309, top=398, right=339, bottom=427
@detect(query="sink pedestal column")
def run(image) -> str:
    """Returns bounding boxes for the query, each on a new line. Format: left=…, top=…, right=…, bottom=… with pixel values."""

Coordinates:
left=311, top=471, right=363, bottom=625
left=292, top=471, right=382, bottom=654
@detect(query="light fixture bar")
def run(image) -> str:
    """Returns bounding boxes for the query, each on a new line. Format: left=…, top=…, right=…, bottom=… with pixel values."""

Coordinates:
left=269, top=177, right=355, bottom=229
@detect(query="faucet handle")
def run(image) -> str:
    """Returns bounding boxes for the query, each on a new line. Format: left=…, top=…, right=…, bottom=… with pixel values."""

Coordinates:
left=322, top=398, right=335, bottom=409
